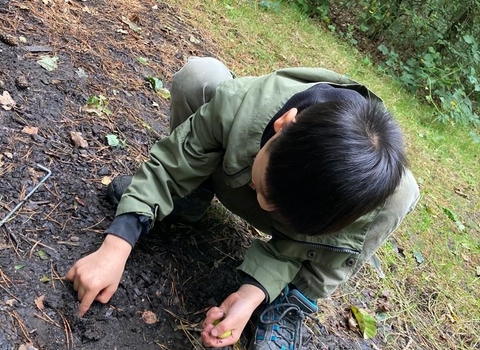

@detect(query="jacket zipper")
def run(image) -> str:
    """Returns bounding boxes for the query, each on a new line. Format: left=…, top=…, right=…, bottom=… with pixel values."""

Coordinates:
left=273, top=229, right=360, bottom=255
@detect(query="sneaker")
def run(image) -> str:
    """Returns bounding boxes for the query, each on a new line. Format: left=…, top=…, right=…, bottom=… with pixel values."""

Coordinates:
left=249, top=286, right=318, bottom=350
left=106, top=175, right=213, bottom=222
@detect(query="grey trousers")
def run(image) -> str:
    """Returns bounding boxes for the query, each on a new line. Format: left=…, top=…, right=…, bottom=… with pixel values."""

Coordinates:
left=169, top=57, right=420, bottom=279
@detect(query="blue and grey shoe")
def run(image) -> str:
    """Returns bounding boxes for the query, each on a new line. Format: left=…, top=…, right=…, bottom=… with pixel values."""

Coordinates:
left=249, top=286, right=318, bottom=350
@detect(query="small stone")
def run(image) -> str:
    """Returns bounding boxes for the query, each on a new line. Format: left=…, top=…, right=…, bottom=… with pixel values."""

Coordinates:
left=141, top=310, right=157, bottom=324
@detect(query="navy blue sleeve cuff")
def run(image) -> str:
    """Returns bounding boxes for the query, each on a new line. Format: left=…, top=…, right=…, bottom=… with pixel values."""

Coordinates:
left=237, top=272, right=269, bottom=304
left=104, top=213, right=151, bottom=247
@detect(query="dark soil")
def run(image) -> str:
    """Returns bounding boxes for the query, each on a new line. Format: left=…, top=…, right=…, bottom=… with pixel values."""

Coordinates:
left=1, top=1, right=387, bottom=349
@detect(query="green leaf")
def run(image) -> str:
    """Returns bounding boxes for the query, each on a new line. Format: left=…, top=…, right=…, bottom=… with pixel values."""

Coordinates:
left=37, top=55, right=59, bottom=71
left=145, top=77, right=163, bottom=91
left=157, top=88, right=171, bottom=99
left=463, top=35, right=475, bottom=44
left=137, top=56, right=148, bottom=65
left=441, top=207, right=465, bottom=231
left=470, top=131, right=480, bottom=144
left=37, top=250, right=48, bottom=260
left=14, top=264, right=25, bottom=270
left=40, top=275, right=51, bottom=283
left=413, top=250, right=425, bottom=264
left=106, top=134, right=120, bottom=147
left=351, top=305, right=377, bottom=339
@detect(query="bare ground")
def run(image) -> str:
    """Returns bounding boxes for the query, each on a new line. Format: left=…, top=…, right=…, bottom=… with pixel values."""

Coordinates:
left=1, top=1, right=399, bottom=349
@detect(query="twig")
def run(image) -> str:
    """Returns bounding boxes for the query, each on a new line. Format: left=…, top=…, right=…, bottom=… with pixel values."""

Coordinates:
left=34, top=312, right=62, bottom=329
left=0, top=164, right=52, bottom=228
left=0, top=284, right=22, bottom=303
left=81, top=216, right=106, bottom=231
left=58, top=310, right=73, bottom=349
left=10, top=311, right=32, bottom=343
left=51, top=262, right=66, bottom=288
left=57, top=240, right=80, bottom=247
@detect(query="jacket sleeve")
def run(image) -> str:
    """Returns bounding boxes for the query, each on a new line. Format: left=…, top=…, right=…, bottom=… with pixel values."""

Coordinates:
left=114, top=87, right=238, bottom=226
left=237, top=236, right=360, bottom=303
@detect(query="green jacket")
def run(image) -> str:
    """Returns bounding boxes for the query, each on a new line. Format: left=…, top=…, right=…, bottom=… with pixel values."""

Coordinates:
left=114, top=67, right=418, bottom=302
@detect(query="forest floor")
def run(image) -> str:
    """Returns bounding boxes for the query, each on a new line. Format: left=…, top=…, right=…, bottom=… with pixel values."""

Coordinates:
left=2, top=1, right=403, bottom=349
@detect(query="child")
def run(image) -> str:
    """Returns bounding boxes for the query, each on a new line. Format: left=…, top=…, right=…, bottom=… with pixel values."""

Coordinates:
left=66, top=57, right=419, bottom=349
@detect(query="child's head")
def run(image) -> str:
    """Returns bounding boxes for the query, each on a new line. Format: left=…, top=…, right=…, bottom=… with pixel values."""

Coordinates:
left=261, top=99, right=406, bottom=235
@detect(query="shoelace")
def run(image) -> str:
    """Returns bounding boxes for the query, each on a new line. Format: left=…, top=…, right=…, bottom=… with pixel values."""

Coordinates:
left=258, top=303, right=308, bottom=349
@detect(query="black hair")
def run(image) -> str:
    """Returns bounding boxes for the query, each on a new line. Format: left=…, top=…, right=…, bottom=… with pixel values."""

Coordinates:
left=264, top=99, right=406, bottom=235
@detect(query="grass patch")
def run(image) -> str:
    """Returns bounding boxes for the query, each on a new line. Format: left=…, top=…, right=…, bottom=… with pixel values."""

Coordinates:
left=164, top=0, right=480, bottom=348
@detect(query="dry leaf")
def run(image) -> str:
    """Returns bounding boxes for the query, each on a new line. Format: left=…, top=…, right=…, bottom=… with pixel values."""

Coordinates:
left=4, top=152, right=13, bottom=159
left=22, top=126, right=38, bottom=135
left=5, top=299, right=16, bottom=307
left=141, top=310, right=157, bottom=324
left=347, top=313, right=358, bottom=331
left=101, top=176, right=112, bottom=186
left=0, top=91, right=15, bottom=110
left=34, top=295, right=45, bottom=310
left=70, top=131, right=88, bottom=148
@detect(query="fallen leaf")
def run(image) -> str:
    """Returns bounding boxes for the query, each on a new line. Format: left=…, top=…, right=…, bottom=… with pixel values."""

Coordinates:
left=189, top=34, right=200, bottom=44
left=37, top=250, right=48, bottom=260
left=476, top=266, right=480, bottom=277
left=14, top=264, right=25, bottom=270
left=37, top=55, right=59, bottom=71
left=22, top=126, right=38, bottom=135
left=70, top=131, right=88, bottom=148
left=34, top=295, right=45, bottom=310
left=145, top=77, right=163, bottom=91
left=0, top=91, right=15, bottom=110
left=347, top=312, right=358, bottom=331
left=39, top=275, right=50, bottom=283
left=350, top=305, right=377, bottom=339
left=101, top=176, right=112, bottom=186
left=106, top=134, right=120, bottom=147
left=6, top=299, right=16, bottom=307
left=121, top=16, right=142, bottom=34
left=81, top=106, right=103, bottom=116
left=4, top=152, right=13, bottom=159
left=413, top=250, right=425, bottom=264
left=157, top=88, right=171, bottom=99
left=76, top=68, right=88, bottom=78
left=137, top=56, right=148, bottom=65
left=141, top=310, right=157, bottom=324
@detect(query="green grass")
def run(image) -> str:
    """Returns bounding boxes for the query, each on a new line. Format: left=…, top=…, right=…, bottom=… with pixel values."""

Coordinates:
left=165, top=0, right=480, bottom=348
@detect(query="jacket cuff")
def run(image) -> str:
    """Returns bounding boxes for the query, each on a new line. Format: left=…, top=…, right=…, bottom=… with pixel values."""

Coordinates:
left=236, top=239, right=302, bottom=302
left=238, top=273, right=269, bottom=304
left=104, top=213, right=150, bottom=247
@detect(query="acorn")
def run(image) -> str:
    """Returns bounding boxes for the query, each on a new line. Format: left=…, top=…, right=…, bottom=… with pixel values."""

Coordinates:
left=15, top=75, right=29, bottom=89
left=0, top=32, right=18, bottom=46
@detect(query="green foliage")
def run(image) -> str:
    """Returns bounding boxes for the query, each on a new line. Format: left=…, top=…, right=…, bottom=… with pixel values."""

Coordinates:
left=287, top=0, right=480, bottom=136
left=86, top=94, right=112, bottom=116
left=287, top=0, right=330, bottom=21
left=259, top=0, right=281, bottom=12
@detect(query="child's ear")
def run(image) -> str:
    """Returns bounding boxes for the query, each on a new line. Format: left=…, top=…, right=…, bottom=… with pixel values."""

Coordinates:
left=273, top=108, right=298, bottom=133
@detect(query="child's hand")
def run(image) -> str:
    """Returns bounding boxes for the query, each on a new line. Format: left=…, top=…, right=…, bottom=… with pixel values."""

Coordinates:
left=65, top=234, right=132, bottom=317
left=201, top=284, right=265, bottom=347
